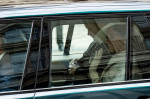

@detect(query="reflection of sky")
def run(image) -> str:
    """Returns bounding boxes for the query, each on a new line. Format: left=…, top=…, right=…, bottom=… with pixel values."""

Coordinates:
left=52, top=24, right=93, bottom=56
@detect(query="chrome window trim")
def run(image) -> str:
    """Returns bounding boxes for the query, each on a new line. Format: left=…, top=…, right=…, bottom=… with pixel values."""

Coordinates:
left=0, top=79, right=149, bottom=95
left=35, top=79, right=150, bottom=92
left=34, top=81, right=150, bottom=98
left=1, top=2, right=150, bottom=19
left=0, top=89, right=35, bottom=96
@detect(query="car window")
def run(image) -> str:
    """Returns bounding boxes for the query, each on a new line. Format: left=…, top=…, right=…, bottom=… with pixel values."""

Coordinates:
left=131, top=16, right=150, bottom=80
left=0, top=22, right=32, bottom=92
left=50, top=18, right=128, bottom=87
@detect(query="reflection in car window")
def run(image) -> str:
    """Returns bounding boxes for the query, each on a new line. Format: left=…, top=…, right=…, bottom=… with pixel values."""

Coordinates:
left=0, top=23, right=32, bottom=92
left=21, top=21, right=41, bottom=90
left=36, top=21, right=50, bottom=89
left=131, top=16, right=150, bottom=80
left=50, top=18, right=131, bottom=87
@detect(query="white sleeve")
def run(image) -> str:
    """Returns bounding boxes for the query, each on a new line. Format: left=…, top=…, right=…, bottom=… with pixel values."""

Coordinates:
left=89, top=49, right=103, bottom=83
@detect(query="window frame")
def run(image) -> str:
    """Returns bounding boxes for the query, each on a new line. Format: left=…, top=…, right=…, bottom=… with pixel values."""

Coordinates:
left=37, top=12, right=150, bottom=92
left=49, top=13, right=129, bottom=87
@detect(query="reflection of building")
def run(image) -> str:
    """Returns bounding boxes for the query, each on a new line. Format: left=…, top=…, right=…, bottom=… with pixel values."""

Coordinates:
left=0, top=23, right=31, bottom=91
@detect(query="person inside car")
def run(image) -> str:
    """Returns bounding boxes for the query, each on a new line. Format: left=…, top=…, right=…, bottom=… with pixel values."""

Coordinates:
left=100, top=23, right=142, bottom=82
left=68, top=19, right=110, bottom=83
left=89, top=22, right=142, bottom=83
left=69, top=20, right=142, bottom=83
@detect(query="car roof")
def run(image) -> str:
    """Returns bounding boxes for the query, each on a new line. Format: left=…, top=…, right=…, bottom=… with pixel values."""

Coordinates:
left=0, top=1, right=150, bottom=19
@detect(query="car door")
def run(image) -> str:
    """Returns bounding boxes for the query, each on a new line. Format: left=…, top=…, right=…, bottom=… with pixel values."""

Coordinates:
left=34, top=14, right=150, bottom=99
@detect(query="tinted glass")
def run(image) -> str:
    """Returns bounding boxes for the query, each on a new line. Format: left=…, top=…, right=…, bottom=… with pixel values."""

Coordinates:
left=36, top=21, right=50, bottom=89
left=131, top=16, right=150, bottom=80
left=0, top=22, right=32, bottom=92
left=21, top=21, right=40, bottom=90
left=50, top=18, right=127, bottom=87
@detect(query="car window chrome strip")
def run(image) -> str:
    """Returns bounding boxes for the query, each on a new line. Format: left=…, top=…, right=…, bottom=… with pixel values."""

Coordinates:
left=35, top=81, right=150, bottom=97
left=1, top=8, right=150, bottom=19
left=34, top=17, right=44, bottom=90
left=0, top=92, right=34, bottom=99
left=20, top=21, right=35, bottom=90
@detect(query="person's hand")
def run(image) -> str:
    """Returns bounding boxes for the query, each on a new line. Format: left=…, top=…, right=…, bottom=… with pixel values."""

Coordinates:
left=68, top=59, right=79, bottom=75
left=89, top=49, right=103, bottom=83
left=89, top=49, right=102, bottom=66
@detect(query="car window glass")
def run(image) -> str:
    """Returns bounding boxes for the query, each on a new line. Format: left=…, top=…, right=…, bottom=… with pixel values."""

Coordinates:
left=0, top=22, right=32, bottom=92
left=131, top=16, right=150, bottom=80
left=50, top=18, right=127, bottom=87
